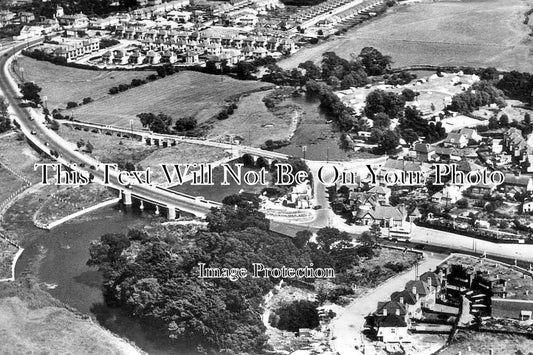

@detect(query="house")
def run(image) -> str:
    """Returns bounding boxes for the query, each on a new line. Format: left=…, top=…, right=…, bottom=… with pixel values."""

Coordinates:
left=431, top=185, right=463, bottom=204
left=378, top=159, right=427, bottom=186
left=354, top=205, right=405, bottom=227
left=502, top=173, right=533, bottom=193
left=459, top=128, right=482, bottom=143
left=160, top=50, right=177, bottom=63
left=468, top=182, right=497, bottom=196
left=184, top=51, right=199, bottom=64
left=444, top=133, right=468, bottom=148
left=58, top=13, right=89, bottom=29
left=405, top=279, right=433, bottom=307
left=112, top=49, right=127, bottom=65
left=290, top=181, right=312, bottom=208
left=503, top=127, right=531, bottom=162
left=391, top=289, right=422, bottom=319
left=144, top=50, right=160, bottom=64
left=373, top=314, right=409, bottom=343
left=102, top=50, right=113, bottom=64
left=14, top=25, right=43, bottom=40
left=367, top=185, right=391, bottom=204
left=414, top=143, right=436, bottom=162
left=128, top=51, right=143, bottom=65
left=19, top=12, right=35, bottom=23
left=375, top=301, right=407, bottom=317
left=522, top=200, right=533, bottom=213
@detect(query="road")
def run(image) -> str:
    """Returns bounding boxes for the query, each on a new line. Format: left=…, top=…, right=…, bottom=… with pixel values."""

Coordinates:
left=0, top=40, right=220, bottom=217
left=329, top=252, right=447, bottom=355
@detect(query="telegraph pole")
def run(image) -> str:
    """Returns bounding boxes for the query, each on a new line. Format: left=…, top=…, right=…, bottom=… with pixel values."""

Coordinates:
left=302, top=145, right=307, bottom=160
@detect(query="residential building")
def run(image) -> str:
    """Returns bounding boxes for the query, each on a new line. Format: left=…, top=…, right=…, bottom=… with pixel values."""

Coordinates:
left=414, top=143, right=435, bottom=162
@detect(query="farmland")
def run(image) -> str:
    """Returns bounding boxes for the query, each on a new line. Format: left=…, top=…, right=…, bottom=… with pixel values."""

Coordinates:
left=16, top=57, right=152, bottom=111
left=69, top=71, right=270, bottom=129
left=279, top=0, right=533, bottom=72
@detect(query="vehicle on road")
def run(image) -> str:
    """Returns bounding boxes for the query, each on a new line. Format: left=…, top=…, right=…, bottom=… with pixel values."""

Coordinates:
left=30, top=130, right=36, bottom=135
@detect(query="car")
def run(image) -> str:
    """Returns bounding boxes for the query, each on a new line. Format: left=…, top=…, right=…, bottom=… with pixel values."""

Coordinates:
left=44, top=142, right=49, bottom=146
left=89, top=165, right=96, bottom=170
left=313, top=205, right=322, bottom=210
left=28, top=116, right=33, bottom=121
left=30, top=130, right=36, bottom=135
left=79, top=163, right=86, bottom=167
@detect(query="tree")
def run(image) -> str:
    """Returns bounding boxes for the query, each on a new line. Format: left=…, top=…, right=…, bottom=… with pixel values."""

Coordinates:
left=499, top=114, right=509, bottom=127
left=50, top=119, right=59, bottom=131
left=525, top=113, right=531, bottom=125
left=376, top=129, right=400, bottom=154
left=174, top=116, right=197, bottom=131
left=294, top=230, right=312, bottom=249
left=372, top=112, right=391, bottom=129
left=358, top=47, right=392, bottom=76
left=20, top=82, right=42, bottom=105
left=76, top=140, right=85, bottom=149
left=365, top=89, right=406, bottom=119
left=66, top=101, right=78, bottom=109
left=316, top=227, right=351, bottom=252
left=236, top=61, right=258, bottom=80
left=274, top=300, right=319, bottom=332
left=401, top=88, right=416, bottom=102
left=0, top=97, right=11, bottom=133
left=82, top=97, right=93, bottom=105
left=85, top=141, right=94, bottom=153
left=137, top=112, right=172, bottom=133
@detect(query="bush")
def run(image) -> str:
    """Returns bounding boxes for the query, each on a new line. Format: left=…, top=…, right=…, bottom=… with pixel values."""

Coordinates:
left=82, top=97, right=93, bottom=105
left=274, top=300, right=319, bottom=332
left=66, top=101, right=78, bottom=109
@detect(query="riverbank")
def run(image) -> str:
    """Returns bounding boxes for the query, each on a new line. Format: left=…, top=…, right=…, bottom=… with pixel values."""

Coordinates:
left=0, top=281, right=145, bottom=355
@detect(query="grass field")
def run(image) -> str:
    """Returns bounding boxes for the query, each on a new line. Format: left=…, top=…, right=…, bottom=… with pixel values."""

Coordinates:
left=279, top=0, right=533, bottom=72
left=17, top=57, right=152, bottom=111
left=206, top=90, right=299, bottom=147
left=0, top=282, right=142, bottom=355
left=441, top=330, right=533, bottom=354
left=58, top=126, right=228, bottom=184
left=69, top=71, right=270, bottom=129
left=34, top=184, right=116, bottom=226
left=0, top=132, right=44, bottom=184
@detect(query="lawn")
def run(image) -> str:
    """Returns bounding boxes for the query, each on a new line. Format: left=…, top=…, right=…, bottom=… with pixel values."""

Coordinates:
left=0, top=283, right=143, bottom=355
left=16, top=56, right=152, bottom=111
left=69, top=71, right=271, bottom=129
left=58, top=126, right=228, bottom=184
left=279, top=0, right=533, bottom=72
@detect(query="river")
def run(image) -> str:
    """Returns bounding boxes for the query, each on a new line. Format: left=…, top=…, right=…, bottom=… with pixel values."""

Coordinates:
left=14, top=205, right=188, bottom=355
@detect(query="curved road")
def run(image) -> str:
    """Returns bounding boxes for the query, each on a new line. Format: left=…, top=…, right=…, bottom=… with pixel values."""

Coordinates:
left=0, top=40, right=220, bottom=217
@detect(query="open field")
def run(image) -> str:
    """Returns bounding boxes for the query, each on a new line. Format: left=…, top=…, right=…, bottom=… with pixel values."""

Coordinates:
left=69, top=71, right=271, bottom=129
left=206, top=90, right=299, bottom=147
left=34, top=184, right=116, bottom=226
left=58, top=126, right=228, bottom=184
left=16, top=57, right=152, bottom=111
left=0, top=132, right=44, bottom=183
left=440, top=330, right=533, bottom=354
left=279, top=0, right=533, bottom=72
left=0, top=282, right=142, bottom=355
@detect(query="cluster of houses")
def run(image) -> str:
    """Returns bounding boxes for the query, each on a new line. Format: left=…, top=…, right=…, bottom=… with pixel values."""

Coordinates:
left=366, top=254, right=533, bottom=345
left=112, top=26, right=296, bottom=65
left=365, top=270, right=447, bottom=343
left=445, top=255, right=533, bottom=322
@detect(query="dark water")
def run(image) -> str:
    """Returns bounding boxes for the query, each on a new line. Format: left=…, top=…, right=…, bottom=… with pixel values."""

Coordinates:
left=169, top=160, right=270, bottom=201
left=14, top=206, right=187, bottom=355
left=274, top=96, right=349, bottom=161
